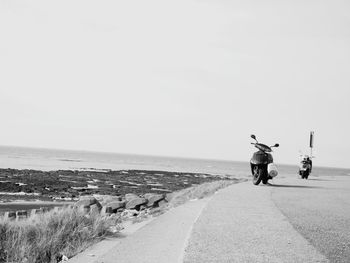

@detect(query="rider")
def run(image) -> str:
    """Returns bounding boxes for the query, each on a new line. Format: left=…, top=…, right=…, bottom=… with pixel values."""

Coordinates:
left=306, top=156, right=312, bottom=173
left=301, top=155, right=312, bottom=173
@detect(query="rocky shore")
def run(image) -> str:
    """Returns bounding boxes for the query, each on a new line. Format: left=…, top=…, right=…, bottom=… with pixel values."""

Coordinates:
left=0, top=168, right=232, bottom=206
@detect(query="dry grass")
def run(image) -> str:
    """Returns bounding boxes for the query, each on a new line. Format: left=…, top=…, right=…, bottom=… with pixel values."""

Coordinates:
left=0, top=208, right=121, bottom=263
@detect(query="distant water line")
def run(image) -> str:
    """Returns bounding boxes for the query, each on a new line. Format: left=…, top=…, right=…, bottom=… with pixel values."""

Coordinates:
left=0, top=146, right=349, bottom=178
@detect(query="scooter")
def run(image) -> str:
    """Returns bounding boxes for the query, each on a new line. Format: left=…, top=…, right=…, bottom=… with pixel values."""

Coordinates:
left=299, top=155, right=312, bottom=179
left=250, top=135, right=279, bottom=185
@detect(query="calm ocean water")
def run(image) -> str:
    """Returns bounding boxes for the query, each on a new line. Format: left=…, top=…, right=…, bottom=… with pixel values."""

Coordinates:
left=0, top=146, right=349, bottom=179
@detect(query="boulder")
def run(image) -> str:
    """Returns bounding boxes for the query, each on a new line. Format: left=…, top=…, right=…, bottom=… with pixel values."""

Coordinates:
left=75, top=196, right=102, bottom=214
left=16, top=210, right=28, bottom=220
left=165, top=193, right=174, bottom=202
left=100, top=206, right=107, bottom=215
left=139, top=205, right=148, bottom=211
left=98, top=195, right=123, bottom=206
left=121, top=209, right=139, bottom=218
left=145, top=194, right=165, bottom=207
left=41, top=207, right=51, bottom=213
left=105, top=206, right=113, bottom=214
left=75, top=196, right=99, bottom=207
left=125, top=193, right=139, bottom=202
left=6, top=211, right=16, bottom=220
left=125, top=197, right=147, bottom=210
left=106, top=201, right=126, bottom=213
left=35, top=208, right=43, bottom=215
left=158, top=199, right=168, bottom=207
left=90, top=203, right=102, bottom=214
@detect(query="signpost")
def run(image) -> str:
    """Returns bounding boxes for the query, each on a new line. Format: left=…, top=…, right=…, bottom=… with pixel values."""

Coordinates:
left=309, top=131, right=314, bottom=158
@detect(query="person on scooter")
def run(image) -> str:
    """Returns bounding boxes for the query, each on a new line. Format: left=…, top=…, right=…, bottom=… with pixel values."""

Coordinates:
left=301, top=155, right=312, bottom=173
left=306, top=156, right=312, bottom=173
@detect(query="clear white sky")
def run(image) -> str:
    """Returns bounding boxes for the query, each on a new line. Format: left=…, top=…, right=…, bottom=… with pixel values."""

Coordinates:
left=1, top=0, right=349, bottom=168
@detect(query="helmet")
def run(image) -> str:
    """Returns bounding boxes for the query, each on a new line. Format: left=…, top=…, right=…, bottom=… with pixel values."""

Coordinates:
left=302, top=155, right=309, bottom=160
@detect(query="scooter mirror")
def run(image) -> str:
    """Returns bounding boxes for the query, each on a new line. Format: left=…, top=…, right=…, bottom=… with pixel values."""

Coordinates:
left=274, top=143, right=279, bottom=147
left=250, top=134, right=256, bottom=140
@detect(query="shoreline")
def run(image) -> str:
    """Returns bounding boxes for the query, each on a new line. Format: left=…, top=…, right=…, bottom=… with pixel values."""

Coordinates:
left=0, top=168, right=237, bottom=212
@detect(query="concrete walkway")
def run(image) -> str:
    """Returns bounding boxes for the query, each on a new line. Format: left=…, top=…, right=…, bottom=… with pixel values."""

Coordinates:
left=72, top=179, right=329, bottom=263
left=183, top=181, right=327, bottom=263
left=90, top=198, right=210, bottom=263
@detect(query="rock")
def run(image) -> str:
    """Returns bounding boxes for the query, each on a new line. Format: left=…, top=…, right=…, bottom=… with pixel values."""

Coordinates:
left=125, top=197, right=147, bottom=210
left=125, top=193, right=139, bottom=202
left=144, top=193, right=153, bottom=200
left=100, top=206, right=113, bottom=216
left=121, top=209, right=139, bottom=218
left=90, top=203, right=102, bottom=214
left=16, top=210, right=28, bottom=220
left=5, top=211, right=16, bottom=220
left=144, top=194, right=165, bottom=207
left=139, top=205, right=147, bottom=211
left=41, top=207, right=51, bottom=213
left=99, top=195, right=123, bottom=206
left=100, top=206, right=107, bottom=215
left=105, top=206, right=113, bottom=214
left=75, top=196, right=102, bottom=214
left=165, top=193, right=174, bottom=202
left=75, top=196, right=99, bottom=207
left=106, top=201, right=126, bottom=213
left=35, top=208, right=43, bottom=214
left=56, top=254, right=69, bottom=263
left=158, top=199, right=168, bottom=207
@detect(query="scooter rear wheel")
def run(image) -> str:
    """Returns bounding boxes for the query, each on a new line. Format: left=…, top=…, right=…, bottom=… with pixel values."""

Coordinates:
left=252, top=166, right=263, bottom=185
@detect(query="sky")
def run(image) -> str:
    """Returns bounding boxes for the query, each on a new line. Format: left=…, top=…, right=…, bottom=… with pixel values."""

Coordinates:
left=0, top=0, right=350, bottom=168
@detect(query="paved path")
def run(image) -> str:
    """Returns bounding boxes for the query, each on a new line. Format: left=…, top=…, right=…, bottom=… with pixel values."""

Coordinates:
left=91, top=198, right=210, bottom=263
left=183, top=179, right=327, bottom=263
left=73, top=175, right=350, bottom=263
left=272, top=176, right=350, bottom=263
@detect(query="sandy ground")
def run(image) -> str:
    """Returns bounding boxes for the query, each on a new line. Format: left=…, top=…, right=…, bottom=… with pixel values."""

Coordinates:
left=71, top=174, right=350, bottom=262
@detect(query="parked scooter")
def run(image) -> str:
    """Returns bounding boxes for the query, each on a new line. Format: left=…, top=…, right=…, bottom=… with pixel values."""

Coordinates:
left=299, top=155, right=312, bottom=179
left=250, top=135, right=279, bottom=185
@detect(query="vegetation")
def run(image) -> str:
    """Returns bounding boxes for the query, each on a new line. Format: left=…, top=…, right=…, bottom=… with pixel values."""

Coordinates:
left=0, top=208, right=121, bottom=263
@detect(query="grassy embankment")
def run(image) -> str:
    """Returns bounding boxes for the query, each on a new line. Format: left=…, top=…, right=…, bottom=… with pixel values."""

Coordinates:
left=0, top=209, right=121, bottom=263
left=0, top=179, right=240, bottom=263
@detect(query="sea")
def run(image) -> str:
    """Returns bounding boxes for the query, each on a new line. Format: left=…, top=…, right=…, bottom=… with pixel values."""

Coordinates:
left=0, top=145, right=349, bottom=179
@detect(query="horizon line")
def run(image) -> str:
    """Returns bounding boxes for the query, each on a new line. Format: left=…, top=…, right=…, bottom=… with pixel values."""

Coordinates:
left=0, top=143, right=349, bottom=170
